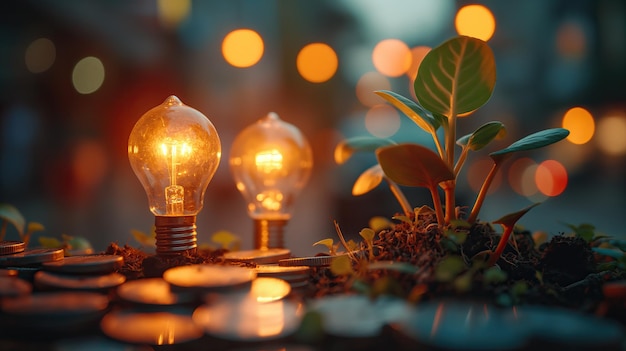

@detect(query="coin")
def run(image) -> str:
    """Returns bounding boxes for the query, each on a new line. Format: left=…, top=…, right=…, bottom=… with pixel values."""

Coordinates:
left=42, top=254, right=123, bottom=274
left=0, top=276, right=32, bottom=297
left=163, top=264, right=256, bottom=293
left=34, top=271, right=126, bottom=291
left=223, top=248, right=291, bottom=265
left=0, top=241, right=26, bottom=255
left=0, top=248, right=64, bottom=267
left=101, top=308, right=202, bottom=345
left=116, top=278, right=197, bottom=306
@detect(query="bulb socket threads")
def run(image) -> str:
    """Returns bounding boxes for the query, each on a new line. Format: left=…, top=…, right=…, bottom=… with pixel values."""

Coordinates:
left=253, top=218, right=288, bottom=250
left=154, top=215, right=197, bottom=256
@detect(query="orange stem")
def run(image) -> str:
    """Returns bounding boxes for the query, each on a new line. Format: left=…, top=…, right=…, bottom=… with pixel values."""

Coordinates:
left=488, top=225, right=512, bottom=266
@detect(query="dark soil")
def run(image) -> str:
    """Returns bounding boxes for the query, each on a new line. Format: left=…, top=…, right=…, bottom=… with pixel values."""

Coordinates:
left=106, top=215, right=623, bottom=311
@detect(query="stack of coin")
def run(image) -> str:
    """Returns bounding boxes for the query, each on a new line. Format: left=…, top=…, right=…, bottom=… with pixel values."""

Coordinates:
left=33, top=254, right=125, bottom=292
left=223, top=248, right=291, bottom=265
left=0, top=241, right=64, bottom=278
left=254, top=264, right=310, bottom=290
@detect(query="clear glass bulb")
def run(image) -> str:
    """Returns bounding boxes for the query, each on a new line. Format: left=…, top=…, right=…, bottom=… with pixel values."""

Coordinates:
left=229, top=112, right=312, bottom=249
left=128, top=95, right=221, bottom=255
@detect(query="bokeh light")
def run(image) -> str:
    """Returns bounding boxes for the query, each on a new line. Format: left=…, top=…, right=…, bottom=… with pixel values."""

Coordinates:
left=372, top=39, right=411, bottom=77
left=508, top=157, right=537, bottom=197
left=467, top=158, right=501, bottom=194
left=455, top=5, right=496, bottom=41
left=157, top=0, right=191, bottom=28
left=535, top=160, right=568, bottom=197
left=297, top=43, right=338, bottom=83
left=222, top=29, right=264, bottom=68
left=356, top=72, right=391, bottom=107
left=72, top=140, right=109, bottom=192
left=25, top=38, right=56, bottom=73
left=364, top=104, right=401, bottom=138
left=555, top=20, right=587, bottom=58
left=562, top=106, right=595, bottom=145
left=596, top=113, right=626, bottom=156
left=72, top=56, right=105, bottom=94
left=406, top=46, right=431, bottom=81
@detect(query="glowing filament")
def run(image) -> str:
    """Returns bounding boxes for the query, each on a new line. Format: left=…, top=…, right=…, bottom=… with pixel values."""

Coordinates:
left=160, top=142, right=192, bottom=215
left=255, top=149, right=283, bottom=174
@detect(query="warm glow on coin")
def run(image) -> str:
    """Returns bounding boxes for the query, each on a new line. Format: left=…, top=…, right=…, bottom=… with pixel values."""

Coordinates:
left=251, top=277, right=291, bottom=302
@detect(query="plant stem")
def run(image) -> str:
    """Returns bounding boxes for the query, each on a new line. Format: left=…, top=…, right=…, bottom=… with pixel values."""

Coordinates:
left=454, top=147, right=469, bottom=176
left=429, top=185, right=445, bottom=228
left=442, top=180, right=456, bottom=224
left=432, top=129, right=445, bottom=160
left=488, top=225, right=513, bottom=266
left=468, top=162, right=501, bottom=223
left=387, top=178, right=412, bottom=216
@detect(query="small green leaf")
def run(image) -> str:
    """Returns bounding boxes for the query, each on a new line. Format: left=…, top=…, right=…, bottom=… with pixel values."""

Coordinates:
left=313, top=238, right=335, bottom=252
left=334, top=137, right=397, bottom=164
left=211, top=230, right=241, bottom=251
left=39, top=236, right=63, bottom=248
left=369, top=216, right=393, bottom=232
left=377, top=144, right=454, bottom=188
left=359, top=228, right=375, bottom=244
left=458, top=121, right=506, bottom=151
left=330, top=255, right=354, bottom=276
left=0, top=203, right=25, bottom=237
left=563, top=222, right=596, bottom=243
left=352, top=164, right=384, bottom=196
left=374, top=90, right=440, bottom=133
left=435, top=255, right=466, bottom=282
left=483, top=266, right=508, bottom=285
left=444, top=229, right=468, bottom=245
left=415, top=36, right=496, bottom=117
left=131, top=229, right=156, bottom=247
left=489, top=128, right=570, bottom=161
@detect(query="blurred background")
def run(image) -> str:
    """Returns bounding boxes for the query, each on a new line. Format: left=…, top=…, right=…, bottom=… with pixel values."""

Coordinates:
left=1, top=0, right=624, bottom=256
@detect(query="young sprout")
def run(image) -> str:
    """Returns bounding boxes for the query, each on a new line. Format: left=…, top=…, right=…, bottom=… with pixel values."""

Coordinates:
left=336, top=36, right=569, bottom=228
left=488, top=203, right=540, bottom=266
left=0, top=203, right=45, bottom=246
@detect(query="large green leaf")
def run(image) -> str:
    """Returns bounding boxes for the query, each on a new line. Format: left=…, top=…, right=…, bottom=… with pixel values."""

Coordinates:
left=414, top=36, right=496, bottom=117
left=376, top=144, right=454, bottom=187
left=0, top=203, right=25, bottom=237
left=489, top=128, right=570, bottom=161
left=457, top=121, right=506, bottom=151
left=374, top=90, right=440, bottom=133
left=352, top=164, right=384, bottom=196
left=334, top=136, right=397, bottom=164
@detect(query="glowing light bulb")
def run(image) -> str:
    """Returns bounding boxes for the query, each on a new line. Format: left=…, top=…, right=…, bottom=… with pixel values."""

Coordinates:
left=128, top=96, right=221, bottom=255
left=230, top=112, right=312, bottom=250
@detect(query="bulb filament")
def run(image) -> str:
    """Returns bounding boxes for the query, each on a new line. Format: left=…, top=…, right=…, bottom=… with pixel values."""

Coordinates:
left=161, top=142, right=191, bottom=215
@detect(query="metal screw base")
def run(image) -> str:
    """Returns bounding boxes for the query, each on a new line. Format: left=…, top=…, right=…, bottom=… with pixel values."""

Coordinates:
left=253, top=218, right=287, bottom=250
left=154, top=215, right=197, bottom=256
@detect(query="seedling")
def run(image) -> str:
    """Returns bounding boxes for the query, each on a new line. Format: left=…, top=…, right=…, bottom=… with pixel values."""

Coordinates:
left=335, top=36, right=569, bottom=228
left=0, top=203, right=45, bottom=246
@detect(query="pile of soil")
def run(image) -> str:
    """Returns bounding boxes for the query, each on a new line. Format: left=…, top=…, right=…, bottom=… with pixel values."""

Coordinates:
left=106, top=215, right=622, bottom=311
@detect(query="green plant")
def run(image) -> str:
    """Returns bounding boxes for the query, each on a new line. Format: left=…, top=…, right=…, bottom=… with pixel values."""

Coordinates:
left=0, top=203, right=45, bottom=246
left=335, top=36, right=569, bottom=229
